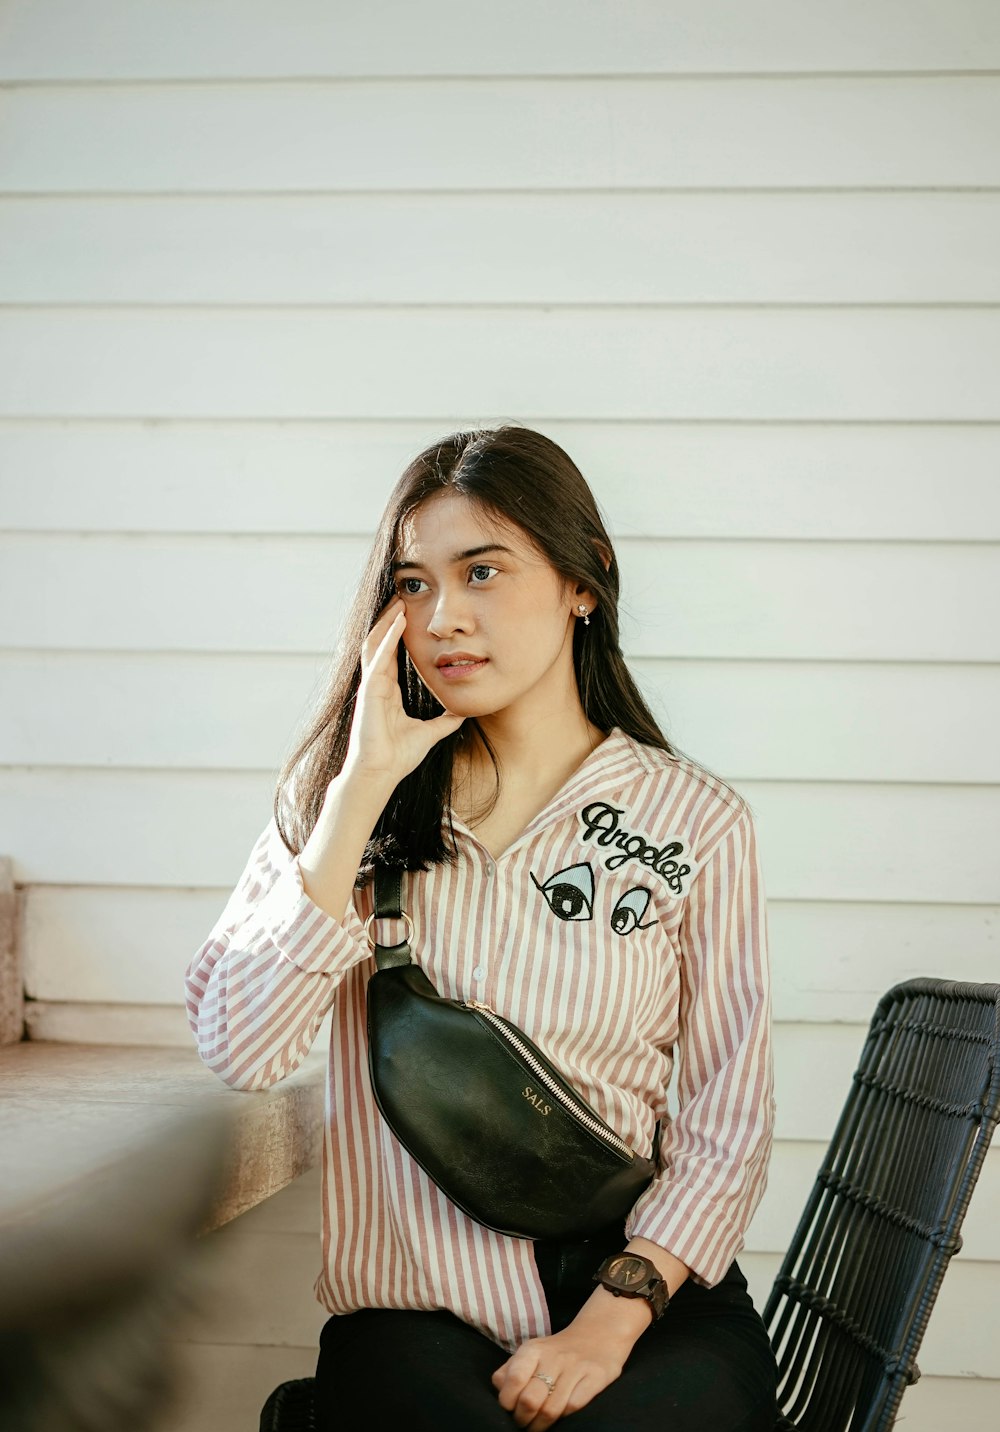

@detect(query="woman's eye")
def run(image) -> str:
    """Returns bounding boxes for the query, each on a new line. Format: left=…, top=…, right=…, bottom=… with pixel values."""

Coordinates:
left=397, top=577, right=428, bottom=596
left=469, top=564, right=498, bottom=584
left=530, top=863, right=595, bottom=922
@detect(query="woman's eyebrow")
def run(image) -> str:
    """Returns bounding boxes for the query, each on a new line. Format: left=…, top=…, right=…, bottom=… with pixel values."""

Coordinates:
left=392, top=544, right=514, bottom=573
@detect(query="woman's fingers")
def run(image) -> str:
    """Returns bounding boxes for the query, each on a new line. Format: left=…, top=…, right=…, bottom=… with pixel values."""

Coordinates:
left=515, top=1367, right=599, bottom=1430
left=523, top=1369, right=596, bottom=1430
left=360, top=597, right=404, bottom=672
left=366, top=606, right=406, bottom=677
left=499, top=1363, right=570, bottom=1430
left=515, top=1373, right=558, bottom=1429
left=494, top=1336, right=621, bottom=1428
left=348, top=602, right=463, bottom=781
left=427, top=709, right=465, bottom=739
left=495, top=1350, right=555, bottom=1421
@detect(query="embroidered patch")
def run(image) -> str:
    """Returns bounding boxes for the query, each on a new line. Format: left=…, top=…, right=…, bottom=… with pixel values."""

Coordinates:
left=610, top=886, right=658, bottom=934
left=529, top=862, right=595, bottom=922
left=578, top=800, right=696, bottom=897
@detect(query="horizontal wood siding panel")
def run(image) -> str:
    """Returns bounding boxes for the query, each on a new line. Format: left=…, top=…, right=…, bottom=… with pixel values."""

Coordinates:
left=23, top=886, right=229, bottom=1004
left=3, top=78, right=1000, bottom=192
left=4, top=2, right=1000, bottom=79
left=2, top=534, right=996, bottom=661
left=3, top=770, right=997, bottom=900
left=6, top=193, right=1000, bottom=303
left=861, top=1379, right=999, bottom=1432
left=4, top=421, right=999, bottom=541
left=0, top=651, right=325, bottom=773
left=3, top=652, right=999, bottom=784
left=752, top=783, right=1000, bottom=903
left=23, top=1000, right=194, bottom=1045
left=643, top=662, right=1000, bottom=783
left=22, top=883, right=1000, bottom=1019
left=4, top=310, right=1000, bottom=422
left=764, top=902, right=1000, bottom=1022
left=0, top=533, right=368, bottom=654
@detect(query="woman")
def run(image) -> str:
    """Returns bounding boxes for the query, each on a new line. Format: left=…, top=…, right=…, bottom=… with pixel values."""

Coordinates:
left=186, top=425, right=776, bottom=1430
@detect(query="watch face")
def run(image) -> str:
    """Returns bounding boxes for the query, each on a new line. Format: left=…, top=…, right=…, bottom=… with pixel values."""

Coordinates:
left=607, top=1255, right=650, bottom=1288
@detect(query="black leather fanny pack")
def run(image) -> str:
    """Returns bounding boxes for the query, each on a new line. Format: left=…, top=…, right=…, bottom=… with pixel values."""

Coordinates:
left=365, top=868, right=658, bottom=1241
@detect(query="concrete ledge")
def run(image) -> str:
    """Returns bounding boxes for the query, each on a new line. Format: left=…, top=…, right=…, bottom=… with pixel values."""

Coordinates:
left=0, top=858, right=21, bottom=1045
left=0, top=1041, right=325, bottom=1232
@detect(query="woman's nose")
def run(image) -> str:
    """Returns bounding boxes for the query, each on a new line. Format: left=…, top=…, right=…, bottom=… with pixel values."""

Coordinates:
left=426, top=584, right=473, bottom=637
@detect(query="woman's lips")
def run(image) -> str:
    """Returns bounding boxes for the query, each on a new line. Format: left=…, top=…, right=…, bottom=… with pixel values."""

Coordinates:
left=436, top=658, right=489, bottom=681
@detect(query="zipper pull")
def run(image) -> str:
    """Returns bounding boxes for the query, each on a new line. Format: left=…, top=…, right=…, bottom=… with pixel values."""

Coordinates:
left=465, top=999, right=495, bottom=1014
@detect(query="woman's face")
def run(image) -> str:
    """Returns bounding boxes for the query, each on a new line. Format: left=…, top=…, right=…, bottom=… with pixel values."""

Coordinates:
left=392, top=490, right=583, bottom=723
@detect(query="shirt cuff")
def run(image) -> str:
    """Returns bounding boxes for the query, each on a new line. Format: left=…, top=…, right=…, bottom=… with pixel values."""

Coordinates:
left=252, top=856, right=370, bottom=976
left=625, top=1181, right=752, bottom=1289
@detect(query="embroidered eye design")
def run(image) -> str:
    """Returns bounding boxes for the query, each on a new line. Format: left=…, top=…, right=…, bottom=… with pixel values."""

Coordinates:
left=610, top=887, right=658, bottom=935
left=530, top=863, right=595, bottom=922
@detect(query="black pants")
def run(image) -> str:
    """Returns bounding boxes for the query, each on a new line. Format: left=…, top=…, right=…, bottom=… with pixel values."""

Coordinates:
left=314, top=1227, right=778, bottom=1430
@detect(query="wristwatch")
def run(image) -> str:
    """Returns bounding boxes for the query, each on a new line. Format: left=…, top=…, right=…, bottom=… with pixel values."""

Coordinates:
left=593, top=1252, right=670, bottom=1321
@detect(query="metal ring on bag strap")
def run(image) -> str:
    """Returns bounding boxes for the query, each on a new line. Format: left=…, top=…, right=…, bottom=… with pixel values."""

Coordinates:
left=364, top=909, right=414, bottom=951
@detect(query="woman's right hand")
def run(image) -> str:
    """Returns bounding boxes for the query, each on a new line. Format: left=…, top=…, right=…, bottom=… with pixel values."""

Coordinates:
left=343, top=596, right=465, bottom=787
left=299, top=598, right=460, bottom=922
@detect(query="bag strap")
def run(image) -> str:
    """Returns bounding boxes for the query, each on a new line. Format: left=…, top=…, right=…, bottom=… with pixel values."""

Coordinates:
left=370, top=867, right=414, bottom=970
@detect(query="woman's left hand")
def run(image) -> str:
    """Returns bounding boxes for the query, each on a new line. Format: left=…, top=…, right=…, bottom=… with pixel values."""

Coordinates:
left=491, top=1324, right=627, bottom=1429
left=493, top=1240, right=685, bottom=1426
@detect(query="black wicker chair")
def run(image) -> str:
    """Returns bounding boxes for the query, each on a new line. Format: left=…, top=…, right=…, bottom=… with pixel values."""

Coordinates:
left=259, top=1378, right=317, bottom=1432
left=765, top=977, right=999, bottom=1430
left=259, top=978, right=1000, bottom=1432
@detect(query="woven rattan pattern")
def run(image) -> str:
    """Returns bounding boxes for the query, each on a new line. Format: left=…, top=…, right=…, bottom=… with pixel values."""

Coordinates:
left=763, top=978, right=1000, bottom=1432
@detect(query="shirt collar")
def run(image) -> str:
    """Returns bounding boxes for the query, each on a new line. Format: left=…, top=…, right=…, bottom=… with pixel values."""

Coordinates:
left=447, top=727, right=658, bottom=856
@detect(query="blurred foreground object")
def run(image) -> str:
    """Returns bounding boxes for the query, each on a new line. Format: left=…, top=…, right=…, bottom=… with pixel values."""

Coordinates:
left=0, top=1108, right=232, bottom=1432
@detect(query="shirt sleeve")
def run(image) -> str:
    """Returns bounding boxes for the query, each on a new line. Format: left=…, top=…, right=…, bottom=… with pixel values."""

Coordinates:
left=625, top=798, right=775, bottom=1286
left=184, top=813, right=372, bottom=1091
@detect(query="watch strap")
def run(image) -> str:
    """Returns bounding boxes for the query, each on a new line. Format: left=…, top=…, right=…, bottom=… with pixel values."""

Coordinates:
left=594, top=1253, right=670, bottom=1321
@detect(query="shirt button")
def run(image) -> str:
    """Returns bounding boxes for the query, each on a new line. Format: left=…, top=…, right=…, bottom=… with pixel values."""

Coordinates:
left=472, top=965, right=486, bottom=981
left=485, top=862, right=494, bottom=877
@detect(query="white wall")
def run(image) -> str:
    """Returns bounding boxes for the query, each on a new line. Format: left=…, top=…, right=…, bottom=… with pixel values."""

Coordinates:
left=1, top=4, right=997, bottom=1427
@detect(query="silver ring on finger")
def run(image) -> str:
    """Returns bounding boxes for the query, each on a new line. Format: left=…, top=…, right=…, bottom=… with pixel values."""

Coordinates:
left=532, top=1371, right=557, bottom=1395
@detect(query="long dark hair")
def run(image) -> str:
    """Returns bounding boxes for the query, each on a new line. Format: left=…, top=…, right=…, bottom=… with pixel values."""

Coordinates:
left=274, top=424, right=675, bottom=876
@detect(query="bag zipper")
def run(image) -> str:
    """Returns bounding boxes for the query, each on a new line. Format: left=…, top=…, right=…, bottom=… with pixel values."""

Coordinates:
left=464, top=1000, right=635, bottom=1161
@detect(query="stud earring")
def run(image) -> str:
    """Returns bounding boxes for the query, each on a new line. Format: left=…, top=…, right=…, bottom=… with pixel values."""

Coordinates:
left=577, top=605, right=591, bottom=626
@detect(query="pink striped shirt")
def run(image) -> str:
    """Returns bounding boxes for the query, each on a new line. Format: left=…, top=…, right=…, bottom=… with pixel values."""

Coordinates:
left=185, top=727, right=773, bottom=1352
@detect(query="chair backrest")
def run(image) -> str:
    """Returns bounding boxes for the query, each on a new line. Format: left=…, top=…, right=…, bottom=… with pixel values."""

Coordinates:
left=764, top=978, right=1000, bottom=1432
